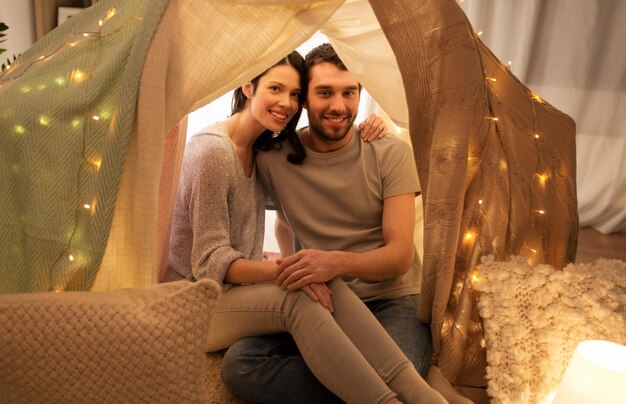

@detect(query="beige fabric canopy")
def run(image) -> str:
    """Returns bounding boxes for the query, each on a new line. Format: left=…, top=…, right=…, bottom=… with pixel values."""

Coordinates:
left=0, top=0, right=577, bottom=397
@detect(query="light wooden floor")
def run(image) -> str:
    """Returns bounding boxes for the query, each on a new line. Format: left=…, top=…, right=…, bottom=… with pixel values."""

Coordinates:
left=576, top=226, right=626, bottom=263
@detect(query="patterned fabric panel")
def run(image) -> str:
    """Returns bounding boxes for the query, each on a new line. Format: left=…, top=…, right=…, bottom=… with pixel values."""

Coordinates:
left=0, top=0, right=168, bottom=293
left=0, top=279, right=220, bottom=403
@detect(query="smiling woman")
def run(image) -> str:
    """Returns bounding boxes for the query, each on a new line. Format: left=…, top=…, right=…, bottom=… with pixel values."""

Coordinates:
left=243, top=65, right=301, bottom=138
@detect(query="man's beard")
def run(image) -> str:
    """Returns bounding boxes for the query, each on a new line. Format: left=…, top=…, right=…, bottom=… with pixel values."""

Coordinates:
left=308, top=113, right=356, bottom=144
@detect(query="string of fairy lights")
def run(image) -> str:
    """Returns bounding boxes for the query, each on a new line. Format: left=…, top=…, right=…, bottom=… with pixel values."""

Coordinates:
left=419, top=0, right=558, bottom=354
left=2, top=0, right=553, bottom=292
left=386, top=1, right=554, bottom=300
left=453, top=0, right=552, bottom=285
left=1, top=6, right=144, bottom=291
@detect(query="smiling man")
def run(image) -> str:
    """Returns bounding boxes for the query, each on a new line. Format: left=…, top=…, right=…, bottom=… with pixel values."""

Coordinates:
left=221, top=43, right=431, bottom=404
left=304, top=61, right=360, bottom=147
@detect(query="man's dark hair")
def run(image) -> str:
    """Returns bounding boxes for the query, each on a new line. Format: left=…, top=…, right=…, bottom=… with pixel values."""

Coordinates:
left=305, top=43, right=349, bottom=74
left=305, top=43, right=361, bottom=91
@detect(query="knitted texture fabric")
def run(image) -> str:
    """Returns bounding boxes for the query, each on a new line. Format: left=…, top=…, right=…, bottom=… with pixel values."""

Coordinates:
left=474, top=256, right=626, bottom=403
left=0, top=279, right=221, bottom=403
left=165, top=123, right=265, bottom=288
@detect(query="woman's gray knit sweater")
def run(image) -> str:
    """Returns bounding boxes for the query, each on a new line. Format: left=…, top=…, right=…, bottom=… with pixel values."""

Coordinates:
left=165, top=122, right=265, bottom=289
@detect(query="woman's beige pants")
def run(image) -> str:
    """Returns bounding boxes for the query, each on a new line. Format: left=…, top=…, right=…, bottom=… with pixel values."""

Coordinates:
left=206, top=277, right=417, bottom=404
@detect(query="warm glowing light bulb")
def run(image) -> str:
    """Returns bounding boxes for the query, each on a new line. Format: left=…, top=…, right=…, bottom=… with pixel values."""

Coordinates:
left=99, top=20, right=103, bottom=27
left=478, top=199, right=483, bottom=205
left=92, top=115, right=100, bottom=121
left=531, top=92, right=545, bottom=104
left=83, top=204, right=91, bottom=209
left=486, top=77, right=497, bottom=82
left=14, top=125, right=26, bottom=135
left=477, top=31, right=483, bottom=36
left=38, top=115, right=51, bottom=126
left=464, top=231, right=476, bottom=241
left=536, top=173, right=548, bottom=187
left=537, top=209, right=545, bottom=215
left=90, top=157, right=102, bottom=170
left=71, top=69, right=89, bottom=83
left=69, top=254, right=75, bottom=262
left=104, top=8, right=117, bottom=21
left=486, top=116, right=499, bottom=122
left=507, top=60, right=512, bottom=67
left=470, top=271, right=480, bottom=283
left=71, top=118, right=82, bottom=128
left=534, top=133, right=540, bottom=139
left=98, top=108, right=112, bottom=120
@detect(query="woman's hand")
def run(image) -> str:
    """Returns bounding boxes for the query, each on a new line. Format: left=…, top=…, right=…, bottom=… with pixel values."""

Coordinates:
left=358, top=113, right=388, bottom=142
left=301, top=282, right=334, bottom=312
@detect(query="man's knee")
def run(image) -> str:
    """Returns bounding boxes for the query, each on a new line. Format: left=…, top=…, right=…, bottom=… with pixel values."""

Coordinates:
left=221, top=334, right=300, bottom=400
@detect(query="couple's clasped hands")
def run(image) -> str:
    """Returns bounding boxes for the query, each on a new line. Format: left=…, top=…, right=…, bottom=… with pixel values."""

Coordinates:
left=274, top=249, right=341, bottom=313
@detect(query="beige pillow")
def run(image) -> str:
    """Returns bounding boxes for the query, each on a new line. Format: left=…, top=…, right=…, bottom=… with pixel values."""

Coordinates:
left=0, top=279, right=221, bottom=403
left=474, top=256, right=626, bottom=403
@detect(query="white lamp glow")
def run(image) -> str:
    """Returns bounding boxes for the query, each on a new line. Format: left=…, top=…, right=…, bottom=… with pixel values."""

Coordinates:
left=552, top=340, right=626, bottom=404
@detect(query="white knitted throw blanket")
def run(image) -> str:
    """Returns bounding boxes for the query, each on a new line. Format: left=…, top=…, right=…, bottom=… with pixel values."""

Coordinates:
left=474, top=256, right=626, bottom=403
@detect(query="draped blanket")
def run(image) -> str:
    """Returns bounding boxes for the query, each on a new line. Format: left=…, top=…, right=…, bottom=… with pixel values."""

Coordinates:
left=370, top=1, right=577, bottom=395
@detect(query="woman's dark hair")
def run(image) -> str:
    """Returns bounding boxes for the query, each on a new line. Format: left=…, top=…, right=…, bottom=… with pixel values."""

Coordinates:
left=231, top=51, right=307, bottom=165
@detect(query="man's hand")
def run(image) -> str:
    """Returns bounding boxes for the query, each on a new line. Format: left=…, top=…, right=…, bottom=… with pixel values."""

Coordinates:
left=358, top=113, right=388, bottom=142
left=300, top=282, right=334, bottom=312
left=275, top=249, right=341, bottom=290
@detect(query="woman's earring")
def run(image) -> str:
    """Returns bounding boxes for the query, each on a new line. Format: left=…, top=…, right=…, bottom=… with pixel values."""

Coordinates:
left=272, top=131, right=281, bottom=138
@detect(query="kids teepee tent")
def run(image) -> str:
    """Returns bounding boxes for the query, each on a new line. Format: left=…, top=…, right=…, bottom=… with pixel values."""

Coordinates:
left=0, top=0, right=578, bottom=398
